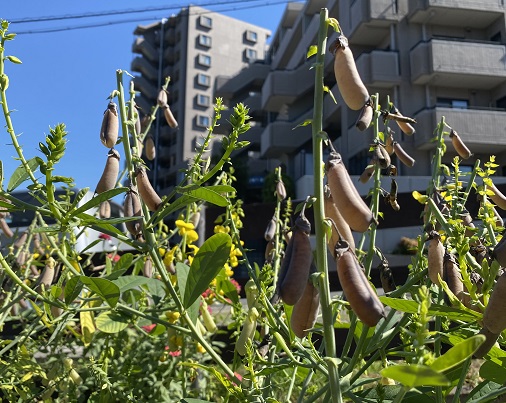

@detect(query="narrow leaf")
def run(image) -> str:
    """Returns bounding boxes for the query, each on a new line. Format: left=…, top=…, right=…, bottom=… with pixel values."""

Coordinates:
left=381, top=364, right=450, bottom=388
left=7, top=158, right=39, bottom=191
left=6, top=55, right=22, bottom=64
left=183, top=233, right=232, bottom=308
left=185, top=187, right=228, bottom=207
left=69, top=187, right=128, bottom=218
left=430, top=334, right=485, bottom=372
left=307, top=45, right=317, bottom=58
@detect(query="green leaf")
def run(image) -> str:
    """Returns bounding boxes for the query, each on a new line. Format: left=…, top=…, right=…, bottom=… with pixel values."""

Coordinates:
left=0, top=160, right=3, bottom=190
left=7, top=157, right=39, bottom=191
left=79, top=276, right=120, bottom=308
left=480, top=360, right=506, bottom=384
left=206, top=185, right=236, bottom=194
left=185, top=187, right=228, bottom=207
left=5, top=55, right=22, bottom=64
left=430, top=334, right=485, bottom=372
left=64, top=276, right=84, bottom=304
left=112, top=275, right=150, bottom=293
left=467, top=380, right=505, bottom=402
left=380, top=296, right=481, bottom=321
left=114, top=253, right=134, bottom=272
left=306, top=45, right=317, bottom=58
left=219, top=278, right=239, bottom=305
left=69, top=187, right=128, bottom=218
left=179, top=398, right=214, bottom=403
left=152, top=194, right=199, bottom=226
left=146, top=323, right=167, bottom=337
left=95, top=310, right=129, bottom=333
left=176, top=263, right=199, bottom=323
left=293, top=119, right=312, bottom=130
left=381, top=364, right=450, bottom=388
left=183, top=233, right=232, bottom=308
left=142, top=278, right=166, bottom=305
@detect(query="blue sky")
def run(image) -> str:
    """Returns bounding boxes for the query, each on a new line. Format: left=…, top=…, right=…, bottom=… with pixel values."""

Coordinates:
left=1, top=1, right=293, bottom=192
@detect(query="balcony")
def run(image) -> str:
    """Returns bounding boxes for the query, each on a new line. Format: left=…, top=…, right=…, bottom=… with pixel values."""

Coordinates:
left=414, top=107, right=506, bottom=153
left=260, top=118, right=312, bottom=158
left=355, top=50, right=401, bottom=88
left=132, top=37, right=158, bottom=63
left=410, top=39, right=506, bottom=89
left=285, top=14, right=319, bottom=70
left=348, top=0, right=407, bottom=46
left=261, top=64, right=314, bottom=111
left=215, top=63, right=270, bottom=99
left=131, top=57, right=158, bottom=81
left=408, top=0, right=504, bottom=29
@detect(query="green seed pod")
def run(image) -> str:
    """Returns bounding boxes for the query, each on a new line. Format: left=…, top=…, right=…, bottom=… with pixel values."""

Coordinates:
left=124, top=188, right=143, bottom=237
left=100, top=102, right=119, bottom=149
left=134, top=167, right=162, bottom=212
left=190, top=211, right=201, bottom=228
left=95, top=149, right=120, bottom=194
left=200, top=300, right=217, bottom=333
left=145, top=135, right=156, bottom=161
left=235, top=307, right=259, bottom=356
left=245, top=279, right=259, bottom=309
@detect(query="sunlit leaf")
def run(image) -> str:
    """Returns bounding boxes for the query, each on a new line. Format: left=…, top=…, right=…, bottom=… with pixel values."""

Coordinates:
left=70, top=187, right=128, bottom=218
left=293, top=119, right=312, bottom=130
left=307, top=45, right=317, bottom=58
left=79, top=276, right=120, bottom=308
left=95, top=310, right=129, bottom=333
left=430, top=335, right=485, bottom=372
left=381, top=364, right=450, bottom=387
left=185, top=187, right=228, bottom=207
left=7, top=157, right=39, bottom=192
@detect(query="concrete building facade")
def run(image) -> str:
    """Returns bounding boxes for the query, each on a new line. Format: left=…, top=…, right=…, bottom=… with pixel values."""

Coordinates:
left=131, top=6, right=270, bottom=194
left=216, top=0, right=506, bottom=201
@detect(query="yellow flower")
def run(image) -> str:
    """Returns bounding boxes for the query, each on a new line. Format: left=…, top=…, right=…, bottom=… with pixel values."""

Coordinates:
left=175, top=220, right=198, bottom=243
left=224, top=263, right=234, bottom=277
left=186, top=229, right=199, bottom=244
left=196, top=343, right=206, bottom=354
left=162, top=246, right=178, bottom=269
left=230, top=244, right=243, bottom=257
left=165, top=311, right=181, bottom=323
left=214, top=225, right=230, bottom=234
left=229, top=255, right=239, bottom=268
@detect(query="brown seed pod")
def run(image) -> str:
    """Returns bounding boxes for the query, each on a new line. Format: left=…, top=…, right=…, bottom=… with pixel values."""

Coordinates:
left=388, top=178, right=400, bottom=211
left=492, top=205, right=504, bottom=228
left=393, top=142, right=415, bottom=167
left=492, top=235, right=506, bottom=267
left=359, top=159, right=376, bottom=184
left=355, top=102, right=373, bottom=131
left=474, top=327, right=500, bottom=358
left=143, top=257, right=153, bottom=278
left=100, top=102, right=119, bottom=149
left=378, top=258, right=396, bottom=293
left=487, top=182, right=506, bottom=210
left=99, top=200, right=111, bottom=219
left=385, top=128, right=395, bottom=155
left=323, top=185, right=355, bottom=253
left=0, top=218, right=13, bottom=238
left=391, top=106, right=415, bottom=135
left=157, top=88, right=168, bottom=108
left=291, top=275, right=320, bottom=338
left=124, top=188, right=143, bottom=237
left=134, top=167, right=162, bottom=212
left=334, top=240, right=385, bottom=327
left=278, top=214, right=313, bottom=306
left=326, top=151, right=374, bottom=233
left=483, top=272, right=506, bottom=335
left=265, top=239, right=275, bottom=262
left=163, top=105, right=178, bottom=128
left=14, top=231, right=28, bottom=250
left=330, top=35, right=369, bottom=111
left=276, top=180, right=287, bottom=201
left=264, top=216, right=277, bottom=241
left=129, top=101, right=142, bottom=137
left=443, top=252, right=464, bottom=304
left=95, top=149, right=120, bottom=194
left=449, top=129, right=472, bottom=159
left=375, top=144, right=391, bottom=169
left=427, top=230, right=445, bottom=284
left=36, top=257, right=56, bottom=293
left=145, top=135, right=156, bottom=161
left=33, top=233, right=45, bottom=255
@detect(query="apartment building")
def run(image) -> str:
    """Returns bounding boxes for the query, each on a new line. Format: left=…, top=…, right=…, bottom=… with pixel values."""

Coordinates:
left=131, top=6, right=270, bottom=194
left=216, top=0, right=506, bottom=202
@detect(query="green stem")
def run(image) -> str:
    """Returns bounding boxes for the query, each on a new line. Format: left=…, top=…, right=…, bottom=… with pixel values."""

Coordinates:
left=312, top=9, right=342, bottom=403
left=451, top=357, right=471, bottom=403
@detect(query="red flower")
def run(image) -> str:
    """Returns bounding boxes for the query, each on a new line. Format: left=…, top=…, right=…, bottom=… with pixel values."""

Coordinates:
left=141, top=323, right=156, bottom=333
left=98, top=233, right=111, bottom=240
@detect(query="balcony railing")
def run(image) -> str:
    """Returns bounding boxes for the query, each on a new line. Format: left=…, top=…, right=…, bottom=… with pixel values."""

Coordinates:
left=260, top=117, right=312, bottom=158
left=410, top=39, right=506, bottom=88
left=355, top=50, right=401, bottom=88
left=131, top=57, right=158, bottom=81
left=132, top=37, right=158, bottom=63
left=414, top=106, right=506, bottom=153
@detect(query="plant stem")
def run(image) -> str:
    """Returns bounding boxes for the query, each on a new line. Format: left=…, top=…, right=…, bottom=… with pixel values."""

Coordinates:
left=312, top=8, right=342, bottom=403
left=392, top=386, right=410, bottom=403
left=451, top=357, right=471, bottom=403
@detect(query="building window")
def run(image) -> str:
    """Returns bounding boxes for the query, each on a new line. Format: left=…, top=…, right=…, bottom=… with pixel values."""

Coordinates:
left=246, top=30, right=258, bottom=43
left=199, top=16, right=212, bottom=29
left=245, top=48, right=257, bottom=61
left=436, top=98, right=468, bottom=109
left=198, top=54, right=211, bottom=67
left=198, top=34, right=212, bottom=47
left=196, top=115, right=210, bottom=128
left=197, top=73, right=211, bottom=87
left=196, top=93, right=211, bottom=107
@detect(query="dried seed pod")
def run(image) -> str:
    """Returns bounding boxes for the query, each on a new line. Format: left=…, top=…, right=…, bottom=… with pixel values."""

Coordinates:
left=99, top=200, right=111, bottom=219
left=492, top=235, right=506, bottom=267
left=95, top=149, right=120, bottom=194
left=427, top=231, right=445, bottom=284
left=264, top=240, right=275, bottom=262
left=145, top=135, right=156, bottom=161
left=335, top=240, right=385, bottom=327
left=134, top=167, right=162, bottom=212
left=378, top=258, right=396, bottom=293
left=449, top=129, right=472, bottom=159
left=326, top=151, right=374, bottom=232
left=393, top=142, right=415, bottom=167
left=124, top=188, right=143, bottom=237
left=276, top=180, right=287, bottom=201
left=157, top=88, right=168, bottom=108
left=487, top=182, right=506, bottom=210
left=375, top=144, right=391, bottom=169
left=291, top=275, right=320, bottom=338
left=264, top=216, right=277, bottom=241
left=278, top=214, right=313, bottom=306
left=482, top=272, right=506, bottom=335
left=388, top=178, right=400, bottom=211
left=392, top=106, right=415, bottom=135
left=443, top=252, right=464, bottom=304
left=355, top=102, right=373, bottom=131
left=33, top=233, right=45, bottom=255
left=386, top=164, right=397, bottom=177
left=492, top=205, right=504, bottom=228
left=330, top=35, right=369, bottom=110
left=359, top=159, right=376, bottom=184
left=14, top=231, right=28, bottom=249
left=0, top=218, right=13, bottom=238
left=323, top=185, right=355, bottom=253
left=100, top=102, right=119, bottom=149
left=470, top=243, right=488, bottom=267
left=385, top=128, right=395, bottom=155
left=36, top=257, right=56, bottom=293
left=474, top=327, right=500, bottom=358
left=143, top=257, right=153, bottom=278
left=163, top=105, right=178, bottom=128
